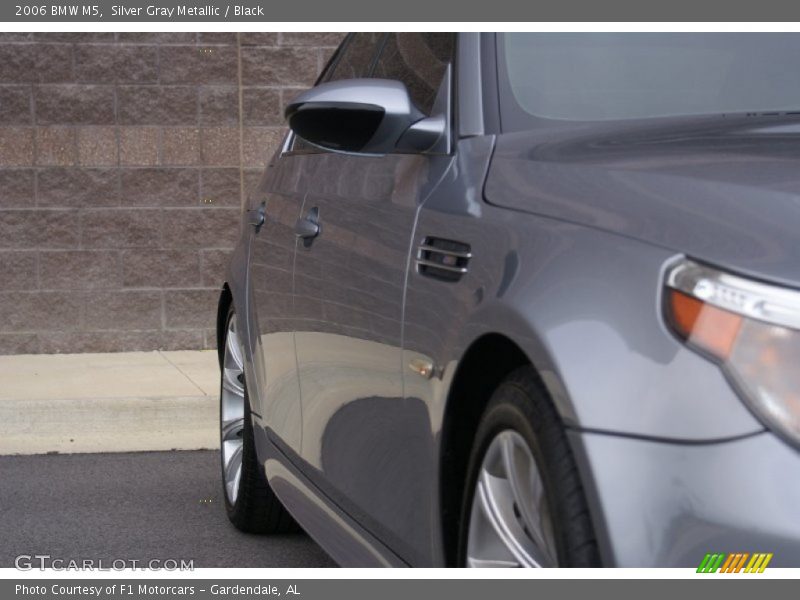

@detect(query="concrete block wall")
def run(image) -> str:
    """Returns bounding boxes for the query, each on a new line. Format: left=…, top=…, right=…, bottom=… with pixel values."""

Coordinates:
left=0, top=32, right=343, bottom=354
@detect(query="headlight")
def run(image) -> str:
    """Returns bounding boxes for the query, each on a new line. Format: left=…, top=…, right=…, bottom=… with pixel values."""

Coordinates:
left=665, top=258, right=800, bottom=447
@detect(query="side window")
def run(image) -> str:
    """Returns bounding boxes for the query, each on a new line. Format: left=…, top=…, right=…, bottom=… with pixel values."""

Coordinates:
left=324, top=33, right=384, bottom=82
left=372, top=33, right=456, bottom=116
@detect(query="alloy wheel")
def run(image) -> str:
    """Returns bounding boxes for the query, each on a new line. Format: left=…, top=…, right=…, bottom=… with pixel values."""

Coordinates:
left=221, top=314, right=246, bottom=505
left=466, top=430, right=559, bottom=567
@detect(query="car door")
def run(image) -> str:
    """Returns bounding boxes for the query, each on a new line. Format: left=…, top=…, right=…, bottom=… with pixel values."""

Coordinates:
left=247, top=152, right=305, bottom=453
left=291, top=33, right=457, bottom=563
left=249, top=34, right=384, bottom=456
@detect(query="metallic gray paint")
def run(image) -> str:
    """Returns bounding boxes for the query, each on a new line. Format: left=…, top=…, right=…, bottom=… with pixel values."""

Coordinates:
left=485, top=116, right=800, bottom=286
left=569, top=429, right=800, bottom=567
left=456, top=33, right=484, bottom=138
left=285, top=78, right=426, bottom=155
left=218, top=33, right=800, bottom=567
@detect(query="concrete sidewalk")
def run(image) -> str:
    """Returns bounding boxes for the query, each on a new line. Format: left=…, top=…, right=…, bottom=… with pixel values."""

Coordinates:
left=0, top=350, right=220, bottom=455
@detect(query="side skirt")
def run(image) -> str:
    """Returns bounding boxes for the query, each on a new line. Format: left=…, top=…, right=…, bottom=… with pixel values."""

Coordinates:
left=252, top=417, right=409, bottom=568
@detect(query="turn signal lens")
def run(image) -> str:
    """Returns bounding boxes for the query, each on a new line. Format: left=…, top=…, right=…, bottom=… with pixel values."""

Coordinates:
left=668, top=290, right=743, bottom=360
left=666, top=259, right=800, bottom=447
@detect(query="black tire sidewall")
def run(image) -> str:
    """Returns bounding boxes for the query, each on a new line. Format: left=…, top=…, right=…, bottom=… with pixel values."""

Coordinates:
left=457, top=369, right=598, bottom=567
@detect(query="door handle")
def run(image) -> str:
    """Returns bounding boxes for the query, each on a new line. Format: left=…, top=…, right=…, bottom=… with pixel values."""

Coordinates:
left=294, top=207, right=321, bottom=244
left=248, top=202, right=266, bottom=233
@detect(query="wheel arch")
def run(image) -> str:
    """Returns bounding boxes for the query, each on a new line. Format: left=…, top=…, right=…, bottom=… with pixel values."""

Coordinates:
left=216, top=283, right=233, bottom=369
left=438, top=332, right=534, bottom=566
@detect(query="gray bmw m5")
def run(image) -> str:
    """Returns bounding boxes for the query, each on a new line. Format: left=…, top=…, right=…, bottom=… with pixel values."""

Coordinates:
left=216, top=32, right=800, bottom=567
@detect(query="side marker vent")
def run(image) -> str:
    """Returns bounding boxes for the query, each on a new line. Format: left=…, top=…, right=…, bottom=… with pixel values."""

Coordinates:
left=416, top=237, right=471, bottom=282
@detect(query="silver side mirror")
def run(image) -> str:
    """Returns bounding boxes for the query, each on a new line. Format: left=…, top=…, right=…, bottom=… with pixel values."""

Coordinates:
left=284, top=78, right=447, bottom=156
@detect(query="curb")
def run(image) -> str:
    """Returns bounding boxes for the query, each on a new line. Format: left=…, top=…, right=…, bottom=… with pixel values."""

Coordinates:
left=0, top=395, right=219, bottom=455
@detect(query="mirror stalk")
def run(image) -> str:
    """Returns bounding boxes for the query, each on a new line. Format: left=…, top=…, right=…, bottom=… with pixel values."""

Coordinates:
left=396, top=115, right=447, bottom=154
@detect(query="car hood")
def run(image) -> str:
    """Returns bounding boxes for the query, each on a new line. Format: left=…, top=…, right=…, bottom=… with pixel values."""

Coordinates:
left=484, top=115, right=800, bottom=286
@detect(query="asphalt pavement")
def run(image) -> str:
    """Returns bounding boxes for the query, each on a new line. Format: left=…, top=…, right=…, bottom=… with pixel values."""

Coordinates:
left=0, top=450, right=336, bottom=568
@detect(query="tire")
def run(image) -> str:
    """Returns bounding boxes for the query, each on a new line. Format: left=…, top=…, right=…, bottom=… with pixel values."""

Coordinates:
left=457, top=366, right=600, bottom=567
left=220, top=306, right=297, bottom=534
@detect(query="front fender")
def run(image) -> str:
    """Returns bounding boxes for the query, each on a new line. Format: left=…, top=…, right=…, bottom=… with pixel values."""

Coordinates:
left=410, top=200, right=763, bottom=442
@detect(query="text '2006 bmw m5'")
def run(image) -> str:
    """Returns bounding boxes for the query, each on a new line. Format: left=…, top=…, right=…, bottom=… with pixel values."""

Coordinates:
left=215, top=33, right=800, bottom=567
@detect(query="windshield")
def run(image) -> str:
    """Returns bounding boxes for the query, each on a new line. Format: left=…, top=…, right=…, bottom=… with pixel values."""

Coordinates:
left=501, top=33, right=800, bottom=123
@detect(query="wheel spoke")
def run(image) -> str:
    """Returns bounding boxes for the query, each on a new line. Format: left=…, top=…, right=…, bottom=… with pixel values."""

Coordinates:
left=476, top=474, right=513, bottom=548
left=467, top=557, right=520, bottom=568
left=501, top=434, right=556, bottom=566
left=466, top=430, right=559, bottom=568
left=467, top=476, right=522, bottom=568
left=222, top=366, right=244, bottom=396
left=221, top=417, right=244, bottom=442
left=225, top=321, right=244, bottom=371
left=482, top=470, right=538, bottom=566
left=224, top=442, right=243, bottom=504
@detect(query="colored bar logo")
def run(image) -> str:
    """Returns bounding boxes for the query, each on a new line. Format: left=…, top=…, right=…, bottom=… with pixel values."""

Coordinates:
left=696, top=552, right=773, bottom=573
